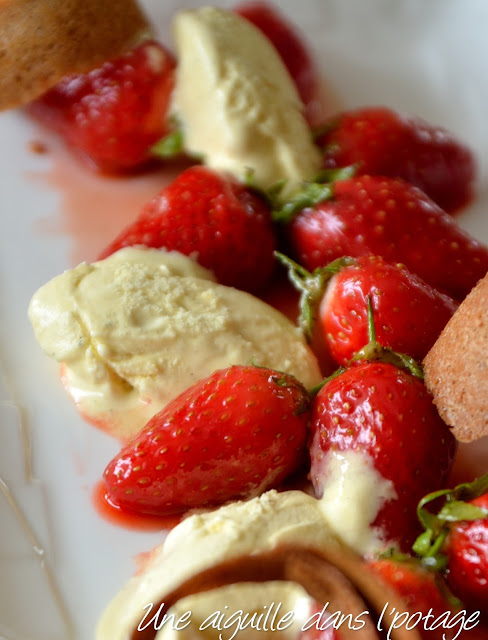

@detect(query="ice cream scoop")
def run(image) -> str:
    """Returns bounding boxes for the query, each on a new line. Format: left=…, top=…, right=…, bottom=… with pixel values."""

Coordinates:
left=171, top=7, right=322, bottom=200
left=28, top=247, right=321, bottom=440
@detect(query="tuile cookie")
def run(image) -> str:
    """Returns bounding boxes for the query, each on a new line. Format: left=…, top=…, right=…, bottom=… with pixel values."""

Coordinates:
left=123, top=545, right=420, bottom=640
left=0, top=0, right=151, bottom=110
left=424, top=272, right=488, bottom=442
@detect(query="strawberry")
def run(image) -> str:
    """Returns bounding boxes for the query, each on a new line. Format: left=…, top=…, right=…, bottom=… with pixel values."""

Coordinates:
left=309, top=313, right=457, bottom=552
left=279, top=175, right=488, bottom=300
left=370, top=558, right=487, bottom=640
left=447, top=493, right=488, bottom=617
left=28, top=40, right=176, bottom=172
left=103, top=365, right=310, bottom=515
left=277, top=253, right=458, bottom=366
left=412, top=475, right=488, bottom=617
left=234, top=1, right=322, bottom=125
left=99, top=165, right=276, bottom=292
left=316, top=106, right=475, bottom=213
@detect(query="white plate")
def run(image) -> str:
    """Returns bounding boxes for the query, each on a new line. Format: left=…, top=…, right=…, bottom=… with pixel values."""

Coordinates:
left=1, top=1, right=488, bottom=638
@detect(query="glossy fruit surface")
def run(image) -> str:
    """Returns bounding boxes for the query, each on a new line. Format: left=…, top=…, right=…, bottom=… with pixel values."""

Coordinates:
left=100, top=165, right=277, bottom=292
left=104, top=365, right=311, bottom=515
left=310, top=361, right=457, bottom=550
left=318, top=106, right=475, bottom=213
left=320, top=255, right=458, bottom=365
left=290, top=175, right=488, bottom=300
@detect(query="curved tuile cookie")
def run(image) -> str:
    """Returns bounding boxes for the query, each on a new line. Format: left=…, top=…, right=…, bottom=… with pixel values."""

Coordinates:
left=96, top=490, right=421, bottom=640
left=424, top=272, right=488, bottom=442
left=113, top=545, right=420, bottom=640
left=0, top=0, right=151, bottom=110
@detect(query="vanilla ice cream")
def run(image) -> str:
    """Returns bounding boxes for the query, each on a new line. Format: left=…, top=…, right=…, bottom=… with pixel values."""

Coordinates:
left=311, top=449, right=397, bottom=555
left=171, top=7, right=322, bottom=199
left=28, top=247, right=321, bottom=440
left=96, top=490, right=339, bottom=640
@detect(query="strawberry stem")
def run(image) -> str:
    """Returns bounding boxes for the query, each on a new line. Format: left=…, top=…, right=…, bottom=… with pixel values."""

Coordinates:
left=272, top=182, right=333, bottom=223
left=309, top=366, right=346, bottom=397
left=379, top=548, right=462, bottom=608
left=367, top=295, right=377, bottom=342
left=351, top=296, right=424, bottom=380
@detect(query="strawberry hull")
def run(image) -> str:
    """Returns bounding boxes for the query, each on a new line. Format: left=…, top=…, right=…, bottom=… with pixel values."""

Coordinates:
left=445, top=493, right=488, bottom=616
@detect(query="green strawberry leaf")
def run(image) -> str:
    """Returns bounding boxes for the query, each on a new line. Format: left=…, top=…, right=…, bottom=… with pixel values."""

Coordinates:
left=274, top=252, right=355, bottom=338
left=413, top=473, right=488, bottom=566
left=437, top=500, right=488, bottom=523
left=272, top=182, right=333, bottom=223
left=151, top=128, right=184, bottom=158
left=271, top=165, right=356, bottom=224
left=312, top=165, right=357, bottom=184
left=266, top=179, right=287, bottom=205
left=378, top=547, right=413, bottom=563
left=452, top=473, right=488, bottom=502
left=309, top=366, right=346, bottom=397
left=412, top=529, right=435, bottom=556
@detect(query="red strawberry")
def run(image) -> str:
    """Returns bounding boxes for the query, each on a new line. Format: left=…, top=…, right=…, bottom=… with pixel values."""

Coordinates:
left=99, top=165, right=276, bottom=292
left=412, top=475, right=488, bottom=617
left=234, top=1, right=322, bottom=125
left=447, top=492, right=488, bottom=616
left=277, top=254, right=458, bottom=366
left=103, top=365, right=310, bottom=515
left=283, top=175, right=488, bottom=300
left=317, top=106, right=475, bottom=213
left=309, top=353, right=457, bottom=551
left=28, top=40, right=175, bottom=172
left=370, top=559, right=486, bottom=640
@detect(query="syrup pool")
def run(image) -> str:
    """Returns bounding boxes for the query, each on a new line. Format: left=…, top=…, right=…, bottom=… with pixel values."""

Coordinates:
left=92, top=480, right=182, bottom=532
left=26, top=125, right=193, bottom=266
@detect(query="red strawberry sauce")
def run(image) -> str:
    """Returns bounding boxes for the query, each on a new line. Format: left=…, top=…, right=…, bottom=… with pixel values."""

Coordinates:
left=92, top=480, right=182, bottom=532
left=25, top=125, right=193, bottom=265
